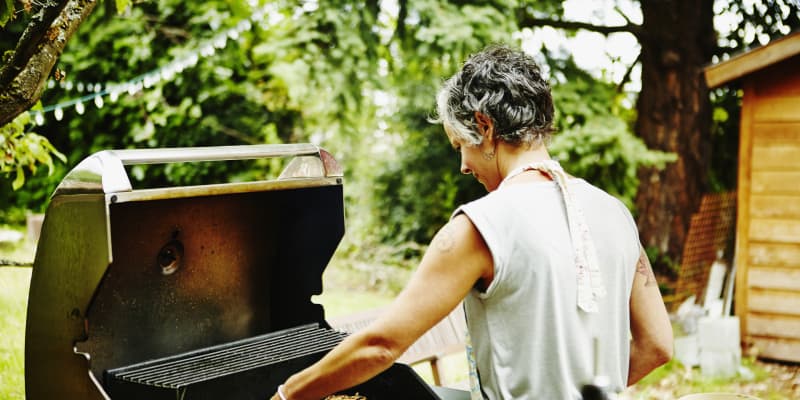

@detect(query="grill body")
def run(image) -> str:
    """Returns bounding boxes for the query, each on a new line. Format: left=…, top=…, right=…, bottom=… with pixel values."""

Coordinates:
left=25, top=145, right=445, bottom=399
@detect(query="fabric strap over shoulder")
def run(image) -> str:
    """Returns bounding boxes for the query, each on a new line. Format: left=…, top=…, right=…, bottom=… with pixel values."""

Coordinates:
left=500, top=159, right=607, bottom=312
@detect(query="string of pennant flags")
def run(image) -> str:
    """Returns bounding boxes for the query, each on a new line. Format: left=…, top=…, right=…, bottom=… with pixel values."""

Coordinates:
left=30, top=1, right=283, bottom=126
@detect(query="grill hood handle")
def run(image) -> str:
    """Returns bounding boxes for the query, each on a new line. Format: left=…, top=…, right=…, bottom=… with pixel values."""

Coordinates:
left=54, top=143, right=342, bottom=195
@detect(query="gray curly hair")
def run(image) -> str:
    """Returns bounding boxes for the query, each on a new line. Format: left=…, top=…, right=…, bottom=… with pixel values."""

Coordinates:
left=433, top=44, right=555, bottom=147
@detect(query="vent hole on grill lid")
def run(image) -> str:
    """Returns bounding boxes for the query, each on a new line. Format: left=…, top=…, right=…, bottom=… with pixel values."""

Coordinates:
left=157, top=240, right=183, bottom=275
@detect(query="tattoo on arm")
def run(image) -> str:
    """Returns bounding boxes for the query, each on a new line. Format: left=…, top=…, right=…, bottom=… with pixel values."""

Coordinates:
left=432, top=223, right=456, bottom=253
left=636, top=248, right=657, bottom=287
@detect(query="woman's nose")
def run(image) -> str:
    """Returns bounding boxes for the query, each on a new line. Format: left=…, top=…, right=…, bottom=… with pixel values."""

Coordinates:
left=460, top=161, right=471, bottom=175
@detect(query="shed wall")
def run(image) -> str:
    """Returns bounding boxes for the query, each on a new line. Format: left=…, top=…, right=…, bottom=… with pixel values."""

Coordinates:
left=737, top=55, right=800, bottom=362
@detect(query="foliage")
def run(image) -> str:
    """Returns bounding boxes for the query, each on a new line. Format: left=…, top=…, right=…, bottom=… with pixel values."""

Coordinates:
left=0, top=0, right=130, bottom=195
left=366, top=45, right=673, bottom=252
left=707, top=86, right=741, bottom=193
left=715, top=0, right=800, bottom=54
left=3, top=0, right=798, bottom=268
left=0, top=0, right=39, bottom=27
left=0, top=110, right=65, bottom=190
left=47, top=0, right=292, bottom=184
left=368, top=124, right=485, bottom=247
left=1, top=0, right=676, bottom=264
left=549, top=116, right=675, bottom=210
left=1, top=0, right=381, bottom=206
left=548, top=55, right=675, bottom=210
left=350, top=3, right=508, bottom=251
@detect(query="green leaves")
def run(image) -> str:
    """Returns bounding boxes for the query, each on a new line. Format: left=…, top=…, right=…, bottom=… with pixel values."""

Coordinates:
left=548, top=55, right=675, bottom=209
left=0, top=112, right=66, bottom=190
left=115, top=0, right=131, bottom=13
left=550, top=116, right=676, bottom=209
left=0, top=0, right=679, bottom=256
left=0, top=0, right=14, bottom=27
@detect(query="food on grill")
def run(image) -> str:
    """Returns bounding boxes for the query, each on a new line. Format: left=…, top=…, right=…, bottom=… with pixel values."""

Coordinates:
left=325, top=395, right=367, bottom=400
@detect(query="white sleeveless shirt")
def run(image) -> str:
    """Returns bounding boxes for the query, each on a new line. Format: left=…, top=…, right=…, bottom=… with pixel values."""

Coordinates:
left=453, top=178, right=640, bottom=399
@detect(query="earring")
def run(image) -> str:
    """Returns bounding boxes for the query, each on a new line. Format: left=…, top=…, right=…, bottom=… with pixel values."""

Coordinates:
left=482, top=150, right=495, bottom=160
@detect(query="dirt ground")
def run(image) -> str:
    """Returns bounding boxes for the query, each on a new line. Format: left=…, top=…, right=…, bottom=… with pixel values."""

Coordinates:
left=621, top=358, right=800, bottom=399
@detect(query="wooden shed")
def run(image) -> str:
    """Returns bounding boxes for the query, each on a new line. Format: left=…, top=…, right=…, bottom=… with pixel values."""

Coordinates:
left=705, top=31, right=800, bottom=362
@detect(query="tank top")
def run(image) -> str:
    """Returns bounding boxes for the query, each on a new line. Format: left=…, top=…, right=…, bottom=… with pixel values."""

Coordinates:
left=452, top=167, right=639, bottom=399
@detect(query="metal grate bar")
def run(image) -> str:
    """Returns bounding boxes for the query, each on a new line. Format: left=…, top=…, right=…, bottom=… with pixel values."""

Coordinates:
left=113, top=325, right=322, bottom=381
left=120, top=326, right=337, bottom=381
left=155, top=331, right=346, bottom=387
left=107, top=324, right=348, bottom=389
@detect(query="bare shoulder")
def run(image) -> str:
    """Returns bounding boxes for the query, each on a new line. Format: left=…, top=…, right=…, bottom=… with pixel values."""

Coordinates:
left=430, top=218, right=459, bottom=253
left=427, top=214, right=493, bottom=289
left=430, top=214, right=483, bottom=254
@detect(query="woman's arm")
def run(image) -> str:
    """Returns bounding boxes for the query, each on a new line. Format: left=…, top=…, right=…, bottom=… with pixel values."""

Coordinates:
left=271, top=214, right=493, bottom=400
left=627, top=246, right=674, bottom=385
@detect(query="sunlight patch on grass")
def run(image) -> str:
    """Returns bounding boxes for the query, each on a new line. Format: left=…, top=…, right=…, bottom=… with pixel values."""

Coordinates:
left=0, top=267, right=31, bottom=400
left=313, top=288, right=394, bottom=319
left=624, top=356, right=791, bottom=399
left=314, top=260, right=408, bottom=318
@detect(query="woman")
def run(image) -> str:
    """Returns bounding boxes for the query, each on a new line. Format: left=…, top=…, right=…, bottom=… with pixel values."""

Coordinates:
left=271, top=44, right=672, bottom=400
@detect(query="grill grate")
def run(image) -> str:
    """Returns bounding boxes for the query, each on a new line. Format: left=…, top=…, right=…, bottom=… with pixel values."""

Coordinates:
left=107, top=324, right=348, bottom=389
left=104, top=323, right=450, bottom=400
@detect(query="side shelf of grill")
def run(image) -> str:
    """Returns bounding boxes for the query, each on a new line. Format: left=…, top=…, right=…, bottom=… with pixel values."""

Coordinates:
left=104, top=324, right=348, bottom=400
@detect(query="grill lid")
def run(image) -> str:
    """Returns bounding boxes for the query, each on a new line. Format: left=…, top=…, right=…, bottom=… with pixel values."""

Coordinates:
left=26, top=144, right=345, bottom=399
left=53, top=143, right=342, bottom=195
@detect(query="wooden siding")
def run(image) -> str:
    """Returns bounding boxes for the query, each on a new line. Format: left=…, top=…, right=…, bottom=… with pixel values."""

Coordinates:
left=748, top=313, right=800, bottom=338
left=748, top=242, right=800, bottom=268
left=748, top=289, right=800, bottom=316
left=750, top=177, right=800, bottom=197
left=748, top=267, right=800, bottom=291
left=749, top=337, right=800, bottom=362
left=737, top=57, right=800, bottom=362
left=749, top=219, right=800, bottom=243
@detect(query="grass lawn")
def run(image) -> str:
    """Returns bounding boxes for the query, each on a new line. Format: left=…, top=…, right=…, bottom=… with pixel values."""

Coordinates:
left=0, top=267, right=29, bottom=400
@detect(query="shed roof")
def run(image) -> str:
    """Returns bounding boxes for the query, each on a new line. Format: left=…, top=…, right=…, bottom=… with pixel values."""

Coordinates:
left=705, top=30, right=800, bottom=89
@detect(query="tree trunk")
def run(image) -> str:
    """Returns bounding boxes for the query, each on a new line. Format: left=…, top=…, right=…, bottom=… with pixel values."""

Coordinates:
left=634, top=0, right=716, bottom=271
left=0, top=0, right=97, bottom=126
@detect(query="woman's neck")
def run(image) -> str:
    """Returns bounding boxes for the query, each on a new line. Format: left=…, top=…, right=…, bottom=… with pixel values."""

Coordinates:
left=497, top=142, right=552, bottom=180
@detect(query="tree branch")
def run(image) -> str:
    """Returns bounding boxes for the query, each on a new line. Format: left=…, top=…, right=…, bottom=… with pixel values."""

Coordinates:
left=391, top=0, right=407, bottom=43
left=617, top=51, right=641, bottom=93
left=0, top=3, right=67, bottom=88
left=0, top=0, right=98, bottom=126
left=516, top=12, right=642, bottom=39
left=613, top=5, right=634, bottom=26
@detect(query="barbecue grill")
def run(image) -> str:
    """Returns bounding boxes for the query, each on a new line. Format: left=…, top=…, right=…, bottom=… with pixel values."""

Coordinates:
left=25, top=144, right=462, bottom=400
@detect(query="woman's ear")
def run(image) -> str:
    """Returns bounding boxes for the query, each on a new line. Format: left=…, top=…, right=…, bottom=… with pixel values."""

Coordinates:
left=474, top=111, right=494, bottom=141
